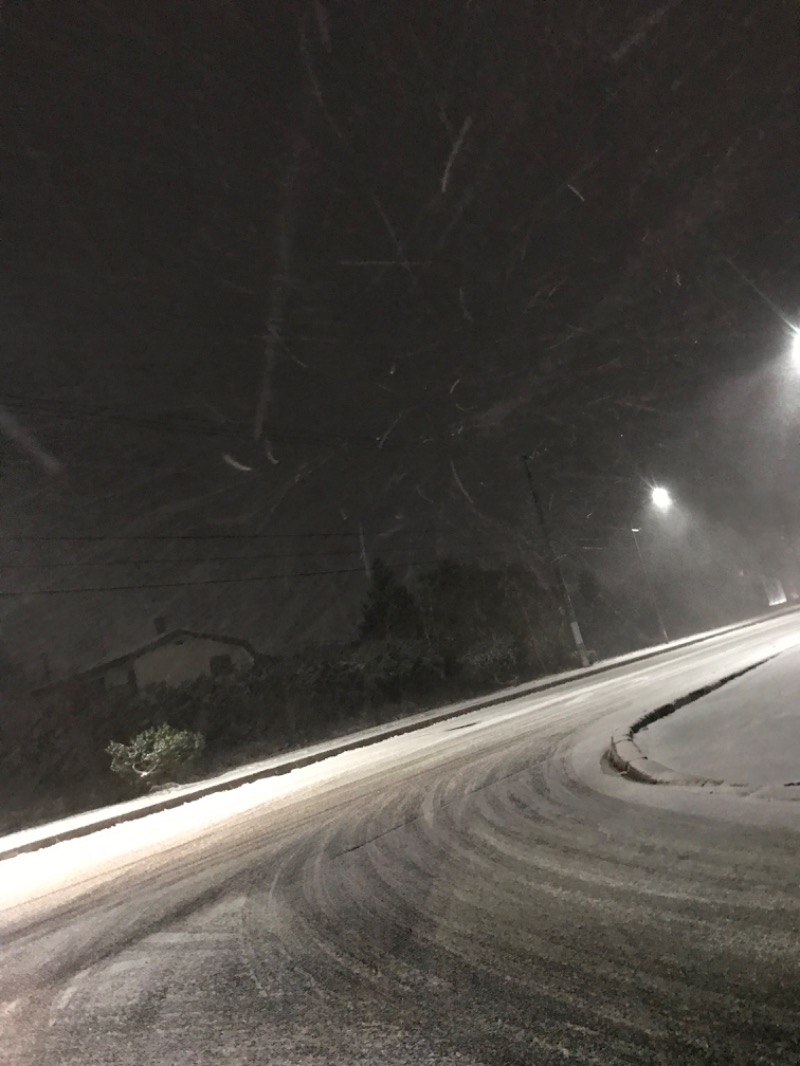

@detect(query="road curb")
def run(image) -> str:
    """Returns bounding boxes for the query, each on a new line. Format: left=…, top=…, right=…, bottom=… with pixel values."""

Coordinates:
left=606, top=732, right=715, bottom=786
left=605, top=654, right=776, bottom=787
left=2, top=609, right=796, bottom=860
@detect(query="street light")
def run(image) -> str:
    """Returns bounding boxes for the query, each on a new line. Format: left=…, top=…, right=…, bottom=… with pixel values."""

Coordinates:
left=630, top=487, right=673, bottom=644
left=650, top=485, right=672, bottom=511
left=790, top=327, right=800, bottom=367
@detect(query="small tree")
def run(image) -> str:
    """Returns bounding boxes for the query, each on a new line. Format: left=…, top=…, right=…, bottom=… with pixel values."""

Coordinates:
left=107, top=723, right=205, bottom=788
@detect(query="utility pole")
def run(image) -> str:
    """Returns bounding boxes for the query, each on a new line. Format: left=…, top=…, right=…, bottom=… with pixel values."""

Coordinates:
left=522, top=456, right=590, bottom=668
left=631, top=527, right=669, bottom=644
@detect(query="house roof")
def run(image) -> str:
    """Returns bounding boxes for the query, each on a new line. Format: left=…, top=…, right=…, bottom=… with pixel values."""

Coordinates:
left=81, top=629, right=258, bottom=679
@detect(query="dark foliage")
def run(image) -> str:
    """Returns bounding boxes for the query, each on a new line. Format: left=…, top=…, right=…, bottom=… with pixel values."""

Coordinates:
left=359, top=559, right=423, bottom=641
left=0, top=558, right=572, bottom=833
left=107, top=724, right=205, bottom=788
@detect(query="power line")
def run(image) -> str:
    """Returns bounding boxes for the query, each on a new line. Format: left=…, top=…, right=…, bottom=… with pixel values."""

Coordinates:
left=0, top=546, right=515, bottom=570
left=0, top=566, right=371, bottom=596
left=0, top=552, right=521, bottom=596
left=0, top=393, right=223, bottom=437
left=0, top=529, right=434, bottom=542
left=0, top=393, right=432, bottom=450
left=0, top=546, right=431, bottom=568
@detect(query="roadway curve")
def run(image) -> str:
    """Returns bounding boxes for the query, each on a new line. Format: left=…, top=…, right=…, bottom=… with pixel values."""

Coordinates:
left=3, top=613, right=800, bottom=1065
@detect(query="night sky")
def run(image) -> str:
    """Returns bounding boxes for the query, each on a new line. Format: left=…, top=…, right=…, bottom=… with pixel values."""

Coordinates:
left=2, top=0, right=799, bottom=676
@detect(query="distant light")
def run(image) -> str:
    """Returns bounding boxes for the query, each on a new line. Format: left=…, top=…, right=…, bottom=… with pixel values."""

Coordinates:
left=631, top=527, right=640, bottom=533
left=764, top=577, right=787, bottom=608
left=651, top=486, right=672, bottom=510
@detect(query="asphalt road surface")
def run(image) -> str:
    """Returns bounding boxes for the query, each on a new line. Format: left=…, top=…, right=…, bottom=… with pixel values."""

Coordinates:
left=4, top=613, right=800, bottom=1066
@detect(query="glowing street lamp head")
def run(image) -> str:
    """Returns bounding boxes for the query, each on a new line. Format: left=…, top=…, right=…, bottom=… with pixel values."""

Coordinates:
left=791, top=328, right=800, bottom=367
left=651, top=486, right=672, bottom=511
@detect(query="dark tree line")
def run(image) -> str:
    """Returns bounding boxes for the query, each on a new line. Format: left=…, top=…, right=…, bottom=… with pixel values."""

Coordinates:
left=359, top=557, right=568, bottom=676
left=0, top=557, right=570, bottom=833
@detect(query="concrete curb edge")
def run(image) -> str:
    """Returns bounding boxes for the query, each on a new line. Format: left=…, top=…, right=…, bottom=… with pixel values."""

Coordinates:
left=605, top=654, right=776, bottom=787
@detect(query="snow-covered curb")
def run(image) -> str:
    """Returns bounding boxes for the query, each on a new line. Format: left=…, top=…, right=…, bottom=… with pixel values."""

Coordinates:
left=606, top=731, right=717, bottom=786
left=605, top=655, right=776, bottom=786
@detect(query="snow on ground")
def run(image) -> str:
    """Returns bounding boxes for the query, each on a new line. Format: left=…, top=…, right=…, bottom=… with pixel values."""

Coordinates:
left=635, top=643, right=800, bottom=787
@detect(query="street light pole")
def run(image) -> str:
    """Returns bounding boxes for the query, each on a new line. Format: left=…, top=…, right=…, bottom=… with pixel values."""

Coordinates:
left=631, top=526, right=670, bottom=644
left=522, top=456, right=590, bottom=667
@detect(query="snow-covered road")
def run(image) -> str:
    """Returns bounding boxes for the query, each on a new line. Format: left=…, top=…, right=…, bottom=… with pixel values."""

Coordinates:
left=4, top=611, right=800, bottom=1065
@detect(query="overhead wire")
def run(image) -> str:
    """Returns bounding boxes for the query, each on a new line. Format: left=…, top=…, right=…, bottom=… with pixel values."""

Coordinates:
left=0, top=549, right=523, bottom=596
left=0, top=529, right=434, bottom=542
left=0, top=392, right=436, bottom=450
